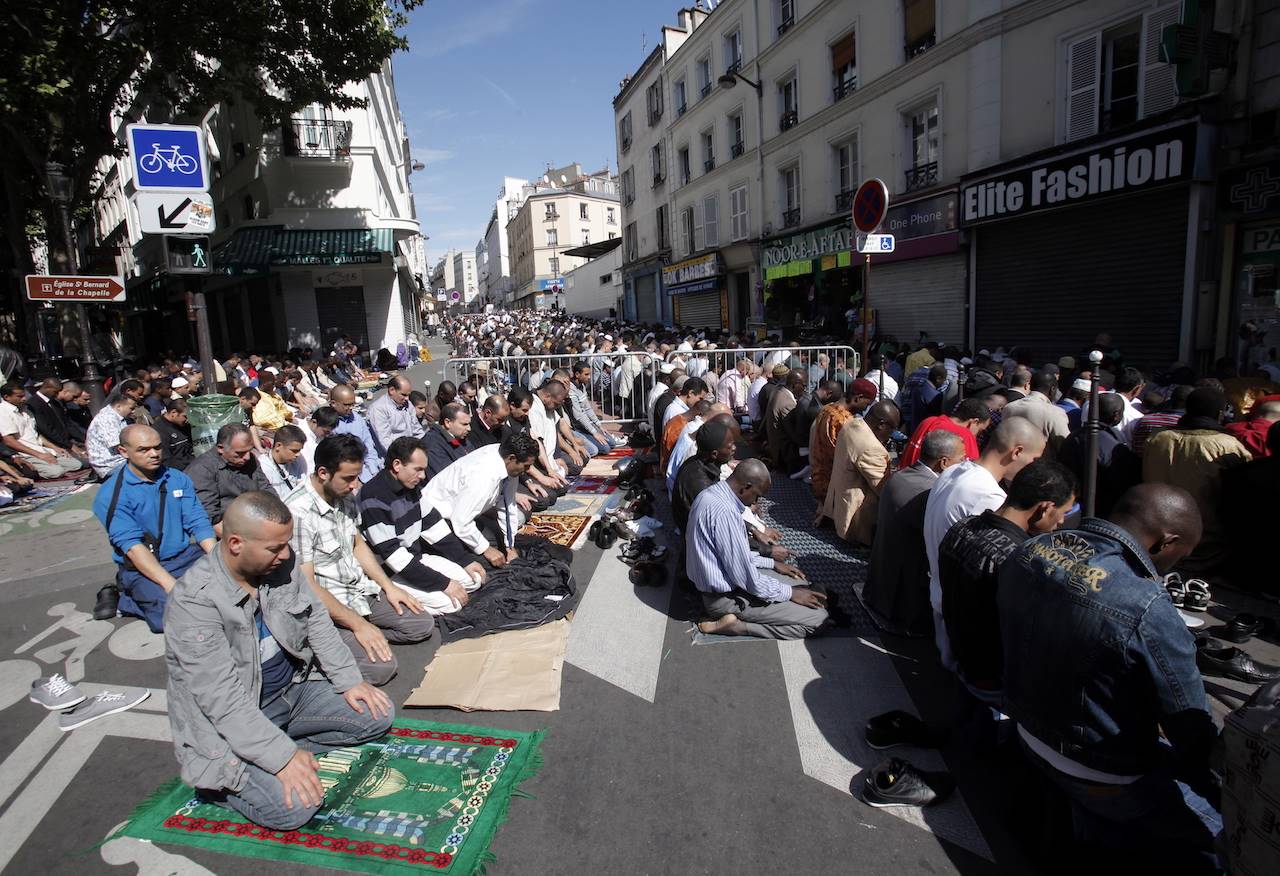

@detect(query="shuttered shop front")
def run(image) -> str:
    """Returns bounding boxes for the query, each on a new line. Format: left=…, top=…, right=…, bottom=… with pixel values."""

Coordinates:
left=871, top=253, right=966, bottom=346
left=673, top=290, right=721, bottom=328
left=961, top=120, right=1200, bottom=368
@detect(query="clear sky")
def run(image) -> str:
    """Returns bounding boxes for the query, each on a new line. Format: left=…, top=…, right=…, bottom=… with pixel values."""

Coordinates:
left=395, top=0, right=673, bottom=266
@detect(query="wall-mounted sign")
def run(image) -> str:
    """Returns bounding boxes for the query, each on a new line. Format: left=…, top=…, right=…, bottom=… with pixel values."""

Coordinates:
left=763, top=222, right=851, bottom=268
left=537, top=277, right=565, bottom=291
left=883, top=191, right=957, bottom=239
left=961, top=121, right=1198, bottom=226
left=662, top=253, right=721, bottom=288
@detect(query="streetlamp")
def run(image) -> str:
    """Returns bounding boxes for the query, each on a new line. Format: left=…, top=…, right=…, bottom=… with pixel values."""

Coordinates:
left=718, top=70, right=767, bottom=334
left=45, top=161, right=106, bottom=414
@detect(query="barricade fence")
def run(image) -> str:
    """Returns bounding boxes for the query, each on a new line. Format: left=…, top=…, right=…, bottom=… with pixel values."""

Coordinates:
left=663, top=345, right=861, bottom=391
left=445, top=351, right=662, bottom=426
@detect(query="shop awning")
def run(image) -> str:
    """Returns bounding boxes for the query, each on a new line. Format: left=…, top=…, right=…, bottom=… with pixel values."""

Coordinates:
left=562, top=238, right=623, bottom=259
left=212, top=225, right=281, bottom=275
left=269, top=229, right=393, bottom=266
left=763, top=250, right=852, bottom=281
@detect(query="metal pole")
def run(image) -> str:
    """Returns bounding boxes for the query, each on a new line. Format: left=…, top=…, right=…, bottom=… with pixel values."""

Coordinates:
left=861, top=253, right=871, bottom=378
left=191, top=281, right=216, bottom=395
left=57, top=203, right=106, bottom=414
left=1083, top=349, right=1103, bottom=518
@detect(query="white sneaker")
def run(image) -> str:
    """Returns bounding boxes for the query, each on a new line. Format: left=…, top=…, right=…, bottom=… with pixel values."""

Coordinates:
left=58, top=689, right=151, bottom=732
left=29, top=674, right=86, bottom=711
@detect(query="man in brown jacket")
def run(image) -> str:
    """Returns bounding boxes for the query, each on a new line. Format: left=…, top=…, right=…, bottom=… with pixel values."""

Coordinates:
left=816, top=401, right=901, bottom=546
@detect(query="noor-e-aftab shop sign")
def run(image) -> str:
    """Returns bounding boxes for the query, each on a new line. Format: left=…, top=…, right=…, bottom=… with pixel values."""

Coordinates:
left=960, top=121, right=1199, bottom=225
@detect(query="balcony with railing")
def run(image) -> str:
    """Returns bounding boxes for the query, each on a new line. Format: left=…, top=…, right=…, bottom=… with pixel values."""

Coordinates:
left=905, top=31, right=936, bottom=60
left=699, top=82, right=712, bottom=99
left=835, top=190, right=854, bottom=213
left=621, top=135, right=632, bottom=152
left=782, top=208, right=801, bottom=228
left=544, top=209, right=559, bottom=221
left=652, top=171, right=665, bottom=187
left=725, top=60, right=741, bottom=77
left=780, top=110, right=799, bottom=132
left=833, top=77, right=857, bottom=102
left=730, top=140, right=744, bottom=159
left=777, top=15, right=794, bottom=37
left=676, top=101, right=687, bottom=117
left=704, top=158, right=716, bottom=172
left=284, top=118, right=353, bottom=158
left=904, top=161, right=939, bottom=192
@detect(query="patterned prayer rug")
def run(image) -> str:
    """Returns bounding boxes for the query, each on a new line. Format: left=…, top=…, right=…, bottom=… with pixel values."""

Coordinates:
left=517, top=513, right=593, bottom=549
left=548, top=493, right=613, bottom=517
left=112, top=719, right=545, bottom=876
left=566, top=476, right=617, bottom=495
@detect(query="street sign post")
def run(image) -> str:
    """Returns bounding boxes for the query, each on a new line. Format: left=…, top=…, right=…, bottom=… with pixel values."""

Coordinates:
left=851, top=178, right=891, bottom=393
left=25, top=274, right=126, bottom=303
left=136, top=192, right=216, bottom=234
left=126, top=124, right=210, bottom=192
left=163, top=236, right=212, bottom=274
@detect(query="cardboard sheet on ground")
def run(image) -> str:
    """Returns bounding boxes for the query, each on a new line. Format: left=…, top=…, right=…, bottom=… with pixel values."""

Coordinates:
left=405, top=619, right=570, bottom=712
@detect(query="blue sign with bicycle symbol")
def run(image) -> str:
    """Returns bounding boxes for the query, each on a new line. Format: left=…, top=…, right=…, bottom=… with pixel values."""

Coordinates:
left=126, top=124, right=209, bottom=192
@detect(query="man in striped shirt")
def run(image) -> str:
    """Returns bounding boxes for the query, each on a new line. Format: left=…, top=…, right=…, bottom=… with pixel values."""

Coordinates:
left=357, top=436, right=483, bottom=615
left=687, top=460, right=828, bottom=640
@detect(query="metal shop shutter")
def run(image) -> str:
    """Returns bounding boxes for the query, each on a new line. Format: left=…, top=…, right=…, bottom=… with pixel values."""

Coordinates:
left=871, top=252, right=967, bottom=347
left=315, top=286, right=370, bottom=353
left=635, top=273, right=659, bottom=323
left=974, top=186, right=1187, bottom=369
left=674, top=290, right=721, bottom=328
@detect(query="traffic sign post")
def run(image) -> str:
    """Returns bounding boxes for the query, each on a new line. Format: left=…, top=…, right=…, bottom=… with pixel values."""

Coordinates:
left=25, top=275, right=126, bottom=303
left=856, top=233, right=896, bottom=254
left=851, top=178, right=890, bottom=394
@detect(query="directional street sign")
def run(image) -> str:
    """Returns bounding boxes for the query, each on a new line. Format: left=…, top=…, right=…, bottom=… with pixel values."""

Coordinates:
left=126, top=124, right=209, bottom=192
left=136, top=192, right=216, bottom=234
left=852, top=178, right=890, bottom=233
left=163, top=236, right=212, bottom=275
left=857, top=233, right=896, bottom=254
left=25, top=274, right=126, bottom=302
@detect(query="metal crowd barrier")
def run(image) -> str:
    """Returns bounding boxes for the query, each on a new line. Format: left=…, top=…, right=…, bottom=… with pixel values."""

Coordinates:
left=663, top=345, right=860, bottom=387
left=445, top=351, right=663, bottom=425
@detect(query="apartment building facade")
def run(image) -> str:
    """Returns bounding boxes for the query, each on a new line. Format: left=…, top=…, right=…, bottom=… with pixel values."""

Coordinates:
left=78, top=60, right=426, bottom=361
left=453, top=249, right=479, bottom=305
left=476, top=176, right=529, bottom=308
left=506, top=166, right=621, bottom=309
left=616, top=0, right=1244, bottom=367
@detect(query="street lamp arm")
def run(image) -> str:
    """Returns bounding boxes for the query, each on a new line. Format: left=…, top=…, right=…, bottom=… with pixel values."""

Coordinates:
left=717, top=71, right=763, bottom=93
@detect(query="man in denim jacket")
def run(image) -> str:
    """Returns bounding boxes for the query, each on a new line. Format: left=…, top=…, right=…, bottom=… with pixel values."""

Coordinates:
left=998, top=483, right=1220, bottom=869
left=164, top=491, right=393, bottom=830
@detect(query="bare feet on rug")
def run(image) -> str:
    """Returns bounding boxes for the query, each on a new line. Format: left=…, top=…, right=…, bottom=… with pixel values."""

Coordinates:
left=698, top=614, right=747, bottom=636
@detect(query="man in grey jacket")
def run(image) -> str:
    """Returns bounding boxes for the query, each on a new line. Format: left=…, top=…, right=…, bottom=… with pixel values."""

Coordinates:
left=164, top=490, right=393, bottom=830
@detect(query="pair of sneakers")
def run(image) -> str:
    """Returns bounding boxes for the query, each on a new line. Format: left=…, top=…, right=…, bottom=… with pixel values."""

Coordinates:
left=1166, top=573, right=1210, bottom=612
left=29, top=674, right=151, bottom=732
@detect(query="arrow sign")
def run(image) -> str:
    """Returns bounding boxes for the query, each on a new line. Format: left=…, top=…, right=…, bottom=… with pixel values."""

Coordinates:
left=135, top=192, right=216, bottom=234
left=158, top=198, right=192, bottom=229
left=26, top=274, right=126, bottom=302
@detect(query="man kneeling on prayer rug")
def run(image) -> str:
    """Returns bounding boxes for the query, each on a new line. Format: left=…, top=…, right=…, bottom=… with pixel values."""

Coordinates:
left=687, top=459, right=828, bottom=639
left=164, top=491, right=393, bottom=831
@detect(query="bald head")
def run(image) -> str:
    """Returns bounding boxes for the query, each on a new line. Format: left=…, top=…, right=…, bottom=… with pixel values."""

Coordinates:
left=1108, top=483, right=1202, bottom=575
left=222, top=490, right=293, bottom=537
left=221, top=491, right=296, bottom=581
left=120, top=423, right=158, bottom=449
left=329, top=384, right=356, bottom=405
left=984, top=415, right=1046, bottom=479
left=919, top=429, right=964, bottom=468
left=730, top=457, right=770, bottom=490
left=119, top=424, right=163, bottom=475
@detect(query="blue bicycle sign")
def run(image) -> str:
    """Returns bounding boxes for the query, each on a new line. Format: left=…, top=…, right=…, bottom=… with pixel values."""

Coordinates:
left=127, top=124, right=209, bottom=192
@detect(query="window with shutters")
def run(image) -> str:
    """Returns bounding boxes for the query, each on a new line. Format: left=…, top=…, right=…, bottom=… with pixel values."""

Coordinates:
left=778, top=73, right=799, bottom=131
left=702, top=129, right=715, bottom=172
left=697, top=56, right=713, bottom=99
left=678, top=146, right=692, bottom=185
left=624, top=222, right=638, bottom=261
left=781, top=165, right=801, bottom=227
left=675, top=78, right=688, bottom=116
left=656, top=204, right=670, bottom=250
left=904, top=102, right=939, bottom=192
left=1062, top=4, right=1180, bottom=143
left=904, top=0, right=936, bottom=60
left=728, top=112, right=745, bottom=157
left=646, top=80, right=664, bottom=126
left=831, top=32, right=857, bottom=101
left=834, top=139, right=858, bottom=212
left=725, top=30, right=742, bottom=73
left=619, top=112, right=632, bottom=151
left=547, top=229, right=558, bottom=246
left=681, top=206, right=696, bottom=255
left=704, top=194, right=720, bottom=248
left=730, top=185, right=749, bottom=241
left=651, top=144, right=665, bottom=185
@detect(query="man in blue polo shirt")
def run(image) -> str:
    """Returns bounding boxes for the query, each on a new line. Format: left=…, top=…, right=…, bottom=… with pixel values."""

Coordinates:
left=93, top=424, right=216, bottom=631
left=326, top=384, right=382, bottom=482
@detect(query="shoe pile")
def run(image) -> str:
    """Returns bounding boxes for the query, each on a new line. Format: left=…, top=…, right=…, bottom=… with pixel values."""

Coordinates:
left=860, top=711, right=952, bottom=809
left=29, top=674, right=151, bottom=731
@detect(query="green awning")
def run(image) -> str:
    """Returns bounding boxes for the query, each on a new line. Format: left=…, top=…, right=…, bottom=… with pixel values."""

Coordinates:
left=212, top=225, right=281, bottom=275
left=269, top=229, right=393, bottom=266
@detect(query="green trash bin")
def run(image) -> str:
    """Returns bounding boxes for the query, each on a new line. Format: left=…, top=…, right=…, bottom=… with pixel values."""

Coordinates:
left=186, top=394, right=243, bottom=456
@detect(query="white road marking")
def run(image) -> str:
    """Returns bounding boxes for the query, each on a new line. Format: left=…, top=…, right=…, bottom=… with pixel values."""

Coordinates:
left=778, top=637, right=993, bottom=860
left=102, top=820, right=216, bottom=875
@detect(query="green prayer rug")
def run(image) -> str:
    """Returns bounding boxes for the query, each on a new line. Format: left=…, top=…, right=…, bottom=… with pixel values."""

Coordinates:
left=113, top=719, right=545, bottom=875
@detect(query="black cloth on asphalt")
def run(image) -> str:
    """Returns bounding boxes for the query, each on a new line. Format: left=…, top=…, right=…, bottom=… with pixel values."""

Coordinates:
left=437, top=535, right=577, bottom=639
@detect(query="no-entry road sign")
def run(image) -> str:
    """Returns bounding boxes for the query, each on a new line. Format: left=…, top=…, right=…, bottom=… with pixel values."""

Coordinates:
left=852, top=178, right=890, bottom=233
left=26, top=274, right=126, bottom=302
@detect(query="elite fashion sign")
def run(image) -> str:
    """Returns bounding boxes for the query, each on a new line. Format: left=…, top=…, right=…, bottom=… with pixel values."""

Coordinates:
left=960, top=121, right=1198, bottom=226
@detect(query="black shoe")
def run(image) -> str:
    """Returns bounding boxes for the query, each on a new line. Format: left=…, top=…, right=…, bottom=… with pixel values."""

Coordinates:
left=865, top=710, right=945, bottom=750
left=860, top=758, right=953, bottom=808
left=628, top=562, right=666, bottom=588
left=93, top=584, right=120, bottom=621
left=1195, top=638, right=1280, bottom=684
left=594, top=522, right=617, bottom=549
left=1221, top=613, right=1264, bottom=644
